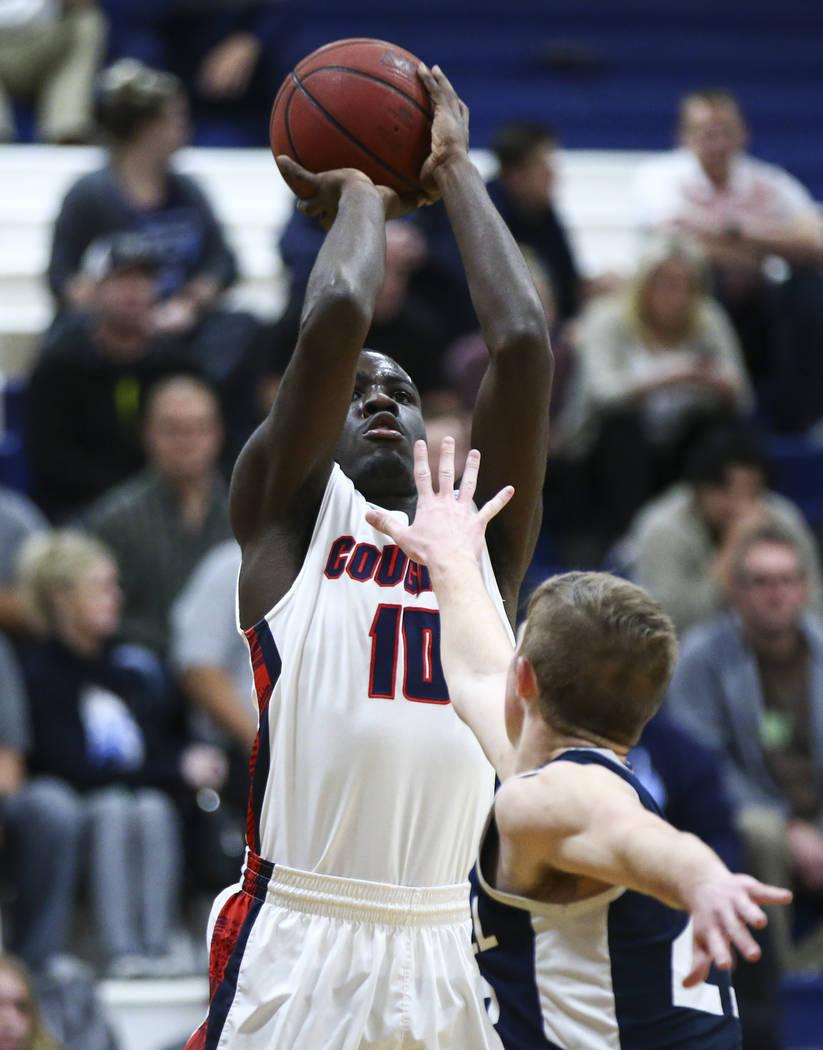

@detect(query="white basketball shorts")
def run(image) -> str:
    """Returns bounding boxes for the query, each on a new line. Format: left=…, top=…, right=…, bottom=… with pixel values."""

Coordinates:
left=185, top=849, right=503, bottom=1050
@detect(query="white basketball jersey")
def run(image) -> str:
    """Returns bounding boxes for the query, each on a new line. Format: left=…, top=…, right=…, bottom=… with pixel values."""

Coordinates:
left=242, top=464, right=513, bottom=887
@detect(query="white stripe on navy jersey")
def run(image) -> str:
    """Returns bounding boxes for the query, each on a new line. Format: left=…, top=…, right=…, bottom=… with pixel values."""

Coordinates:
left=469, top=748, right=741, bottom=1050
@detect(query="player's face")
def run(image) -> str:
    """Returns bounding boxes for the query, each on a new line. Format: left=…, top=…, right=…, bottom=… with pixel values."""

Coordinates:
left=335, top=351, right=426, bottom=503
left=733, top=542, right=808, bottom=635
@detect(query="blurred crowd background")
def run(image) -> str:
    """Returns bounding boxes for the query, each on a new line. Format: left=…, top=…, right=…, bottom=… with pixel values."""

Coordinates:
left=1, top=1, right=822, bottom=1049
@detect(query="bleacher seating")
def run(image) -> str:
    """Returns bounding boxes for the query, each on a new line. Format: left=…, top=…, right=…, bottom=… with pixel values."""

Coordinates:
left=0, top=142, right=652, bottom=382
left=282, top=0, right=823, bottom=200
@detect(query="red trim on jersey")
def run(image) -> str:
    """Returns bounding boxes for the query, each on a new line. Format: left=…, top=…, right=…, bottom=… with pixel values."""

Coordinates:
left=183, top=888, right=257, bottom=1050
left=245, top=623, right=275, bottom=716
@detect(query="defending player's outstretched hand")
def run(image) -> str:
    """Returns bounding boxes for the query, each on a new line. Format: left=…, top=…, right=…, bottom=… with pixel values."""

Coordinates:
left=683, top=871, right=792, bottom=988
left=365, top=437, right=513, bottom=572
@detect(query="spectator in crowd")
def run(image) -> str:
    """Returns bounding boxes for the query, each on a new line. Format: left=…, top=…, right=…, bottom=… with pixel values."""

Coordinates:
left=47, top=58, right=261, bottom=450
left=422, top=396, right=472, bottom=489
left=413, top=120, right=583, bottom=341
left=487, top=121, right=582, bottom=321
left=170, top=538, right=256, bottom=754
left=629, top=712, right=782, bottom=1050
left=83, top=375, right=232, bottom=658
left=16, top=529, right=226, bottom=976
left=555, top=233, right=752, bottom=544
left=103, top=0, right=293, bottom=147
left=634, top=88, right=823, bottom=401
left=0, top=0, right=105, bottom=144
left=446, top=246, right=574, bottom=415
left=666, top=521, right=823, bottom=974
left=0, top=953, right=63, bottom=1050
left=619, top=421, right=822, bottom=634
left=270, top=220, right=450, bottom=396
left=630, top=711, right=741, bottom=870
left=0, top=488, right=46, bottom=634
left=26, top=234, right=195, bottom=521
left=0, top=635, right=82, bottom=972
left=169, top=539, right=253, bottom=889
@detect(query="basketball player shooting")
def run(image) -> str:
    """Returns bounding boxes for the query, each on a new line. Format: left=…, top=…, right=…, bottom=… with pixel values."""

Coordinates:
left=367, top=436, right=793, bottom=1050
left=185, top=63, right=552, bottom=1049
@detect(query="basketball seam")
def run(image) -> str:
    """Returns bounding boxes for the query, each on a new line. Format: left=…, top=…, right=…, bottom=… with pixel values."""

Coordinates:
left=290, top=72, right=422, bottom=192
left=301, top=66, right=432, bottom=121
left=283, top=84, right=305, bottom=169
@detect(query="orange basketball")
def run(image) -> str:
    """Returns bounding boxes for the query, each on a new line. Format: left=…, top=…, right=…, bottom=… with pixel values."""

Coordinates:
left=270, top=38, right=433, bottom=195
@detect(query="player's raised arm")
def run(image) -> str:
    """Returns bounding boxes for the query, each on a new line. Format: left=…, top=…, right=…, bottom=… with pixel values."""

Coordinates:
left=367, top=438, right=517, bottom=777
left=230, top=161, right=415, bottom=550
left=499, top=761, right=792, bottom=986
left=417, top=64, right=553, bottom=617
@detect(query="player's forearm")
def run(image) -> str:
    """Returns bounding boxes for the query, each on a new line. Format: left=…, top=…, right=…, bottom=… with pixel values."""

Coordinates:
left=431, top=553, right=514, bottom=686
left=564, top=811, right=730, bottom=911
left=432, top=555, right=513, bottom=775
left=433, top=154, right=549, bottom=357
left=300, top=183, right=387, bottom=335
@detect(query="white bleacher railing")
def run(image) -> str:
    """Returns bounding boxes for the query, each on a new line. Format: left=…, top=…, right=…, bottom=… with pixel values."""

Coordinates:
left=0, top=143, right=652, bottom=377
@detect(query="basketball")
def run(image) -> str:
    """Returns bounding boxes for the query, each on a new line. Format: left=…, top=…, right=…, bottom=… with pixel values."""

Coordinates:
left=269, top=38, right=433, bottom=195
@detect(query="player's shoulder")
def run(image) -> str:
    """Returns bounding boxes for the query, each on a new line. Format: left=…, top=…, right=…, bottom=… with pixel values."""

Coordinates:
left=496, top=755, right=635, bottom=836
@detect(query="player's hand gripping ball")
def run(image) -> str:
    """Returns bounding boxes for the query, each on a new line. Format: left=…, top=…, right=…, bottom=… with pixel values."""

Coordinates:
left=269, top=38, right=433, bottom=195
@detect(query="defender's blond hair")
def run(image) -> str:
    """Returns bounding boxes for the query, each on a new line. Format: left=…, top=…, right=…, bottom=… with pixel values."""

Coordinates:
left=521, top=571, right=678, bottom=745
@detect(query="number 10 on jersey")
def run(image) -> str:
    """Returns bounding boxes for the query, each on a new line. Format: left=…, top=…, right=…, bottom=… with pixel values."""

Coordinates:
left=368, top=604, right=450, bottom=704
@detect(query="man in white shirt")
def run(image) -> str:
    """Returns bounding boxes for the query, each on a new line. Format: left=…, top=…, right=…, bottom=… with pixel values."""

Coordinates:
left=635, top=89, right=822, bottom=269
left=634, top=89, right=823, bottom=399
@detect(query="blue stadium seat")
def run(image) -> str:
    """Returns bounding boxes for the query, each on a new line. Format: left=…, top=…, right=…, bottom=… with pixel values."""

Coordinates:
left=782, top=974, right=823, bottom=1050
left=767, top=435, right=823, bottom=530
left=0, top=377, right=28, bottom=494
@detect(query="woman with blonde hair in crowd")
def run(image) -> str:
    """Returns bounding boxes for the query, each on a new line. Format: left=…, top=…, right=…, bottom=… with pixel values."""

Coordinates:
left=15, top=530, right=225, bottom=977
left=0, top=953, right=62, bottom=1050
left=550, top=233, right=753, bottom=557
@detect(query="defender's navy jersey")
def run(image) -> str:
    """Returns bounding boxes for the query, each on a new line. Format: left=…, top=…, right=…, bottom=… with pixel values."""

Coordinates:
left=469, top=748, right=741, bottom=1050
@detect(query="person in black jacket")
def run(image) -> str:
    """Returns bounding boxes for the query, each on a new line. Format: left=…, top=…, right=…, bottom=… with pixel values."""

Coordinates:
left=46, top=59, right=262, bottom=452
left=27, top=235, right=195, bottom=521
left=16, top=529, right=226, bottom=977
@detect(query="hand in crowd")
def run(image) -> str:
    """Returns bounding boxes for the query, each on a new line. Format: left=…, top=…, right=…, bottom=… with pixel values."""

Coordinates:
left=786, top=820, right=823, bottom=893
left=713, top=505, right=769, bottom=594
left=150, top=297, right=199, bottom=336
left=198, top=32, right=262, bottom=99
left=180, top=743, right=229, bottom=792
